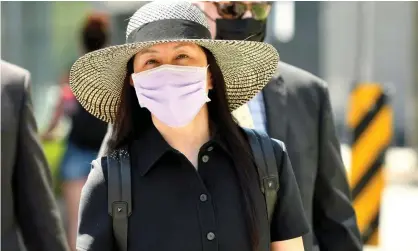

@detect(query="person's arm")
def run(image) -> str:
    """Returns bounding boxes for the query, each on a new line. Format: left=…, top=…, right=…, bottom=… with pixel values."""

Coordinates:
left=41, top=98, right=64, bottom=140
left=13, top=72, right=70, bottom=251
left=41, top=75, right=68, bottom=141
left=77, top=159, right=113, bottom=251
left=270, top=140, right=309, bottom=251
left=312, top=83, right=362, bottom=250
left=271, top=237, right=304, bottom=251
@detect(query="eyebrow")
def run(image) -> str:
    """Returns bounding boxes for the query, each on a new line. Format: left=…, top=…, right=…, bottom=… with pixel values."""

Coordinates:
left=173, top=43, right=193, bottom=50
left=139, top=48, right=159, bottom=55
left=139, top=43, right=195, bottom=55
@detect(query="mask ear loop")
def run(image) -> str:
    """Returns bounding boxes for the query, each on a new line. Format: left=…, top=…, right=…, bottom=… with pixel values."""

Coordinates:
left=205, top=64, right=213, bottom=102
left=205, top=64, right=211, bottom=83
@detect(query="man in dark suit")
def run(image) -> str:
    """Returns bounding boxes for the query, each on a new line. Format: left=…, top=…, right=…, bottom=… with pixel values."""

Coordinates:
left=1, top=60, right=70, bottom=251
left=98, top=2, right=362, bottom=251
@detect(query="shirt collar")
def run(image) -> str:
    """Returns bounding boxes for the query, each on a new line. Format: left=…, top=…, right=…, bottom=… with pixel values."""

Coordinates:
left=130, top=124, right=230, bottom=177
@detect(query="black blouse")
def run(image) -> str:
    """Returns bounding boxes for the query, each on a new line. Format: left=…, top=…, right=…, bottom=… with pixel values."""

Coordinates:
left=77, top=125, right=309, bottom=251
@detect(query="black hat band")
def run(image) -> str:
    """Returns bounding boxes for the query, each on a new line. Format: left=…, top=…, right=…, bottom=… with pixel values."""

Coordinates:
left=126, top=19, right=212, bottom=43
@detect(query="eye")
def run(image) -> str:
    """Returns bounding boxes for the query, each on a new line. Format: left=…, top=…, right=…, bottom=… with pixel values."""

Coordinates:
left=145, top=59, right=158, bottom=65
left=176, top=54, right=189, bottom=60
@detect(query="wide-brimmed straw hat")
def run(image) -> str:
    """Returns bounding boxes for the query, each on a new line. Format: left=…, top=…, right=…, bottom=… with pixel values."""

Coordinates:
left=69, top=1, right=279, bottom=123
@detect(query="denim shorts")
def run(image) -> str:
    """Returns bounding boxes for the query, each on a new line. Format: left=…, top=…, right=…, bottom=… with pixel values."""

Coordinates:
left=60, top=141, right=98, bottom=181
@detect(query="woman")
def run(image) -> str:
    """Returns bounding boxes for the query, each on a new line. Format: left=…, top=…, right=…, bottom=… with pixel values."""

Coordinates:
left=72, top=2, right=309, bottom=251
left=42, top=13, right=110, bottom=251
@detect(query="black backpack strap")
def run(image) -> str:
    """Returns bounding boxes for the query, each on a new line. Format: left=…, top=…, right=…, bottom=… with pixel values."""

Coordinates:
left=243, top=128, right=280, bottom=224
left=107, top=147, right=132, bottom=251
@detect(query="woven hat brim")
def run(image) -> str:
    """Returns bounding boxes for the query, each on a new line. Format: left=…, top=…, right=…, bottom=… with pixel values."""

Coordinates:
left=69, top=39, right=279, bottom=123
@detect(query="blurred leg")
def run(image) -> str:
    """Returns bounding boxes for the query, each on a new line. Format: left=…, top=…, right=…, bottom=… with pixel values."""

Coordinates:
left=62, top=179, right=86, bottom=251
left=60, top=142, right=97, bottom=251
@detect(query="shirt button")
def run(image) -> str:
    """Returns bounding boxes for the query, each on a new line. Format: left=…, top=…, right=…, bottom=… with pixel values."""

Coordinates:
left=207, top=232, right=216, bottom=241
left=200, top=194, right=208, bottom=202
left=202, top=155, right=209, bottom=163
left=207, top=146, right=214, bottom=152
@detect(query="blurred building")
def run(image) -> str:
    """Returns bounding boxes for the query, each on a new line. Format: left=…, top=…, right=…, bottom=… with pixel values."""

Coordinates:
left=1, top=1, right=94, bottom=130
left=1, top=1, right=418, bottom=148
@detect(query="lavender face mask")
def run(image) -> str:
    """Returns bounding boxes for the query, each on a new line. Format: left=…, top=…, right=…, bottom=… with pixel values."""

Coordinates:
left=132, top=64, right=211, bottom=128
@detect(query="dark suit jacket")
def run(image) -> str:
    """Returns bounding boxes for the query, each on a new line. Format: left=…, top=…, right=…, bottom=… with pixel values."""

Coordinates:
left=262, top=62, right=362, bottom=251
left=1, top=60, right=69, bottom=251
left=97, top=61, right=362, bottom=251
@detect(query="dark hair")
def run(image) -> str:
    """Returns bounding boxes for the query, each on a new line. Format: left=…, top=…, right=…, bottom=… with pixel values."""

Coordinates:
left=81, top=13, right=109, bottom=53
left=108, top=48, right=260, bottom=250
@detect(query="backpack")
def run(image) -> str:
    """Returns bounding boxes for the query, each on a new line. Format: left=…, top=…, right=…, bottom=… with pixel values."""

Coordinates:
left=106, top=128, right=282, bottom=251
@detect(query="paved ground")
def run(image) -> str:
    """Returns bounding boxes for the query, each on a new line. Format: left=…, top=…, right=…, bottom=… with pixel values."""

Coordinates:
left=361, top=183, right=418, bottom=251
left=376, top=184, right=418, bottom=251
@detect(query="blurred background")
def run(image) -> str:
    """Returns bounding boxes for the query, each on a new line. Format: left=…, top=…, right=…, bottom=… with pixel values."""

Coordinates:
left=1, top=1, right=418, bottom=251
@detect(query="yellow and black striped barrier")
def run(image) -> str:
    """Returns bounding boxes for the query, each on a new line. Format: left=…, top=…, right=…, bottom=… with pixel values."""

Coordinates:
left=346, top=83, right=393, bottom=246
